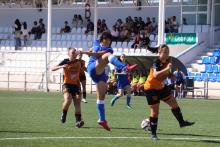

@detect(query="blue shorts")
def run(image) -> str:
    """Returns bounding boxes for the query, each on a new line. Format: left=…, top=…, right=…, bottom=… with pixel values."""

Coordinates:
left=87, top=62, right=107, bottom=84
left=117, top=81, right=130, bottom=89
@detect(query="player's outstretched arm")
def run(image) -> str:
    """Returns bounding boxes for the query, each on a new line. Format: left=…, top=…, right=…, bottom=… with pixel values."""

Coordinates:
left=51, top=64, right=67, bottom=71
left=81, top=51, right=107, bottom=58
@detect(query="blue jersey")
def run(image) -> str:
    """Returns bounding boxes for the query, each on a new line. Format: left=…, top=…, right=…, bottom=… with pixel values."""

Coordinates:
left=87, top=40, right=113, bottom=83
left=88, top=40, right=113, bottom=64
left=116, top=67, right=130, bottom=89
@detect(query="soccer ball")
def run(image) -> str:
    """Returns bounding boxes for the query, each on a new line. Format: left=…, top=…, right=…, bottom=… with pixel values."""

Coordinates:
left=141, top=118, right=150, bottom=131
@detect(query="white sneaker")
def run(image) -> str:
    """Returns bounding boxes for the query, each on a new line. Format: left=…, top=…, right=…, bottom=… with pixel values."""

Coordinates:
left=81, top=98, right=88, bottom=103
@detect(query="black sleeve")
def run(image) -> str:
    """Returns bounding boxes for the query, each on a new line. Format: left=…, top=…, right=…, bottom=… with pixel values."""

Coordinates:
left=58, top=59, right=68, bottom=66
left=152, top=59, right=160, bottom=71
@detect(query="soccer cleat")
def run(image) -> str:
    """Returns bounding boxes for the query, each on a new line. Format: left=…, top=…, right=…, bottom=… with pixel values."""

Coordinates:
left=110, top=99, right=116, bottom=107
left=180, top=120, right=195, bottom=128
left=126, top=105, right=132, bottom=109
left=75, top=120, right=85, bottom=128
left=151, top=134, right=158, bottom=140
left=98, top=120, right=111, bottom=131
left=126, top=64, right=137, bottom=70
left=81, top=98, right=88, bottom=103
left=60, top=113, right=67, bottom=123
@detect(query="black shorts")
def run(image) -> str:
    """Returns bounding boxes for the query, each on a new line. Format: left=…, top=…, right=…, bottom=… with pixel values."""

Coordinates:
left=145, top=86, right=172, bottom=105
left=62, top=84, right=80, bottom=96
left=80, top=73, right=86, bottom=82
left=176, top=80, right=184, bottom=86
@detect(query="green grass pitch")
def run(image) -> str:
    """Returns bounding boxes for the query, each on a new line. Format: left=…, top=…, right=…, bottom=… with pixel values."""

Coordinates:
left=0, top=91, right=220, bottom=147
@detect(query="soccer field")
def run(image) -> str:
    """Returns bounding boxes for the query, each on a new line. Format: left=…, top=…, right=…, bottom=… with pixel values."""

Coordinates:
left=0, top=91, right=220, bottom=147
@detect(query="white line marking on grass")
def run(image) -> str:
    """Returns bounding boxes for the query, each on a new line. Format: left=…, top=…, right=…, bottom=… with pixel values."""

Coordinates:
left=0, top=136, right=220, bottom=141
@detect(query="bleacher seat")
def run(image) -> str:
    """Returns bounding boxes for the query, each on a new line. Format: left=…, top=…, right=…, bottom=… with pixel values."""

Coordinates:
left=201, top=73, right=208, bottom=81
left=212, top=65, right=219, bottom=73
left=61, top=34, right=67, bottom=40
left=202, top=56, right=209, bottom=64
left=188, top=72, right=195, bottom=78
left=194, top=73, right=201, bottom=81
left=216, top=57, right=220, bottom=64
left=204, top=65, right=213, bottom=73
left=208, top=73, right=216, bottom=82
left=209, top=56, right=216, bottom=64
left=216, top=73, right=220, bottom=82
left=213, top=49, right=220, bottom=57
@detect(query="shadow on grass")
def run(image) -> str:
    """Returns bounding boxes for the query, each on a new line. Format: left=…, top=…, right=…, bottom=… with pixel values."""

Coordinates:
left=159, top=132, right=220, bottom=138
left=0, top=130, right=50, bottom=134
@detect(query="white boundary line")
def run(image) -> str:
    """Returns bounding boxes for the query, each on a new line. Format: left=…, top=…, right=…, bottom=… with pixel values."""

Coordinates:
left=0, top=136, right=220, bottom=141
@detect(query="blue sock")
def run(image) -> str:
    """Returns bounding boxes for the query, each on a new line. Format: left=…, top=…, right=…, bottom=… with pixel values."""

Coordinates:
left=111, top=95, right=119, bottom=106
left=97, top=100, right=105, bottom=121
left=126, top=95, right=131, bottom=106
left=108, top=55, right=125, bottom=69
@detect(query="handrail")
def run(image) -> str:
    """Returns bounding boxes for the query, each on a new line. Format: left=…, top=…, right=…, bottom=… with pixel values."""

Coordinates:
left=176, top=41, right=205, bottom=58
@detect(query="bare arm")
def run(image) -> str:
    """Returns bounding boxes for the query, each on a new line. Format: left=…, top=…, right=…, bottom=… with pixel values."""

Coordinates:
left=114, top=72, right=127, bottom=75
left=51, top=64, right=67, bottom=71
left=81, top=51, right=107, bottom=58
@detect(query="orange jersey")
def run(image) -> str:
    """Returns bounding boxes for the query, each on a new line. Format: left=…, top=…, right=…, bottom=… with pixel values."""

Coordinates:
left=79, top=59, right=86, bottom=75
left=144, top=58, right=170, bottom=90
left=59, top=59, right=81, bottom=85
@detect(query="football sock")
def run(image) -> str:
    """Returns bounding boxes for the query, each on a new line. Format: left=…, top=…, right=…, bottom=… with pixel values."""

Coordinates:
left=108, top=55, right=126, bottom=69
left=126, top=95, right=131, bottom=106
left=75, top=113, right=82, bottom=122
left=83, top=92, right=86, bottom=99
left=62, top=110, right=67, bottom=115
left=171, top=107, right=185, bottom=124
left=97, top=100, right=105, bottom=121
left=111, top=95, right=119, bottom=105
left=150, top=117, right=158, bottom=135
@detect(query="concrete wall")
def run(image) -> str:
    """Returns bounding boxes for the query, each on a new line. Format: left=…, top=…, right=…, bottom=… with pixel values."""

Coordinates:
left=0, top=6, right=181, bottom=28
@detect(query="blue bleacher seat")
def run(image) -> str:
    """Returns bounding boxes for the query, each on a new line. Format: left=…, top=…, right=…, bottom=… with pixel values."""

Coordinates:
left=188, top=72, right=195, bottom=78
left=208, top=73, right=216, bottom=82
left=194, top=73, right=201, bottom=81
left=202, top=56, right=209, bottom=64
left=213, top=49, right=220, bottom=57
left=212, top=65, right=219, bottom=73
left=201, top=73, right=208, bottom=81
left=209, top=56, right=216, bottom=64
left=216, top=57, right=220, bottom=64
left=205, top=65, right=213, bottom=73
left=216, top=73, right=220, bottom=82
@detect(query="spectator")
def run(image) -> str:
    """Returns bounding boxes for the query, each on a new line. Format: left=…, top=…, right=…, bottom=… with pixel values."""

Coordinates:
left=35, top=18, right=45, bottom=39
left=30, top=21, right=38, bottom=40
left=97, top=19, right=102, bottom=34
left=72, top=14, right=78, bottom=28
left=119, top=26, right=130, bottom=42
left=111, top=26, right=119, bottom=41
left=100, top=19, right=108, bottom=33
left=77, top=15, right=84, bottom=28
left=85, top=19, right=94, bottom=35
left=14, top=19, right=22, bottom=50
left=60, top=21, right=71, bottom=33
left=151, top=17, right=158, bottom=34
left=131, top=32, right=141, bottom=49
left=173, top=68, right=185, bottom=98
left=140, top=33, right=150, bottom=49
left=183, top=18, right=188, bottom=25
left=21, top=21, right=29, bottom=46
left=171, top=16, right=178, bottom=33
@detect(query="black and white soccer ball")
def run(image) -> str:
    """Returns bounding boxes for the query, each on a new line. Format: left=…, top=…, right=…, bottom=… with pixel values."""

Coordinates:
left=141, top=118, right=151, bottom=132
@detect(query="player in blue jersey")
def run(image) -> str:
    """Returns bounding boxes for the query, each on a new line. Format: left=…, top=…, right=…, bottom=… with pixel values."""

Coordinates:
left=110, top=54, right=133, bottom=108
left=81, top=31, right=136, bottom=131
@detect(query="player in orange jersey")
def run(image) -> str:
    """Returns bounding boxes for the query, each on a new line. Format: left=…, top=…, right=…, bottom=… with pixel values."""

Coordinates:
left=51, top=47, right=84, bottom=128
left=77, top=53, right=88, bottom=103
left=144, top=44, right=194, bottom=140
